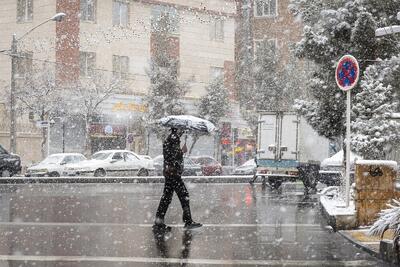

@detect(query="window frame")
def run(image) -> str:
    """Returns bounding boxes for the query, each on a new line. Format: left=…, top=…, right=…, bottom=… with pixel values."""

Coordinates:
left=210, top=18, right=224, bottom=42
left=17, top=0, right=33, bottom=23
left=80, top=0, right=97, bottom=22
left=210, top=66, right=224, bottom=81
left=79, top=51, right=96, bottom=78
left=112, top=55, right=129, bottom=81
left=151, top=5, right=179, bottom=34
left=254, top=0, right=278, bottom=18
left=112, top=0, right=129, bottom=27
left=16, top=51, right=33, bottom=79
left=254, top=38, right=277, bottom=56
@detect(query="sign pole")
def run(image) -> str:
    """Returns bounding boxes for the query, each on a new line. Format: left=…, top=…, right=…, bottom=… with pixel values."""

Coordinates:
left=335, top=54, right=359, bottom=208
left=345, top=90, right=351, bottom=207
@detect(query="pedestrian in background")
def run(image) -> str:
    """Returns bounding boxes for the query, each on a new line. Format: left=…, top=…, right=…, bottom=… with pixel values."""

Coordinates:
left=153, top=127, right=202, bottom=231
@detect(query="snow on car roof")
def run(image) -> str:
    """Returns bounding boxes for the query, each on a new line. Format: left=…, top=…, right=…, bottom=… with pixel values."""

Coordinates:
left=49, top=153, right=84, bottom=156
left=94, top=150, right=132, bottom=154
left=321, top=150, right=362, bottom=167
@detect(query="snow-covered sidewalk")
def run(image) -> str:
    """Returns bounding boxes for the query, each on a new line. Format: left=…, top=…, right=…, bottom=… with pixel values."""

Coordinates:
left=319, top=187, right=357, bottom=230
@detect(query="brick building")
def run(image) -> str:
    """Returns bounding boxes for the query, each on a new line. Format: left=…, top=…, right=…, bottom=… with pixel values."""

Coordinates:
left=0, top=0, right=238, bottom=164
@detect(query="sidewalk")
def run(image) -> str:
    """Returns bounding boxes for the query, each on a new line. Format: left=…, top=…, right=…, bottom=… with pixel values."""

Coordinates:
left=339, top=227, right=399, bottom=265
left=339, top=229, right=382, bottom=258
left=0, top=175, right=254, bottom=184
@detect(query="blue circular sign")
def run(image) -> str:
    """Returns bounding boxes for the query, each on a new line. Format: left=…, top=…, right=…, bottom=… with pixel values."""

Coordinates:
left=104, top=125, right=113, bottom=135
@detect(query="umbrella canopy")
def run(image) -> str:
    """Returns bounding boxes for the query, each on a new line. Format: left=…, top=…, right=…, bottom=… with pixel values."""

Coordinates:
left=158, top=115, right=216, bottom=133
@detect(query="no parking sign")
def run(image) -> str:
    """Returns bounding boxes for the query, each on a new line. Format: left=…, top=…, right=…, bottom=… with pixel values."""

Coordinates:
left=335, top=54, right=359, bottom=208
left=335, top=55, right=359, bottom=91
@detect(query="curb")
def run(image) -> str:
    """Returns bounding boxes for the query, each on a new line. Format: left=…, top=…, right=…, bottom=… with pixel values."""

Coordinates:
left=338, top=231, right=380, bottom=258
left=0, top=175, right=255, bottom=184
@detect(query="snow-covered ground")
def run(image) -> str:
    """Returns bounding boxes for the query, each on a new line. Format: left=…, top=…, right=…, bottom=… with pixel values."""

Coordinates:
left=319, top=186, right=356, bottom=216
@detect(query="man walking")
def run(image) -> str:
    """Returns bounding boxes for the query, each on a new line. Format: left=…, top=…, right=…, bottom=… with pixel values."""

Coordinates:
left=153, top=127, right=202, bottom=231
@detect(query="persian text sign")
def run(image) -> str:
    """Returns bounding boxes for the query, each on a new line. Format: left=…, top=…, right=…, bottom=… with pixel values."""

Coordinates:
left=335, top=55, right=359, bottom=91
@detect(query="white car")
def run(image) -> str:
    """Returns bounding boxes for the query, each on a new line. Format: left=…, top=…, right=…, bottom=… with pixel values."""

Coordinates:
left=64, top=150, right=154, bottom=177
left=25, top=153, right=87, bottom=177
left=233, top=159, right=257, bottom=175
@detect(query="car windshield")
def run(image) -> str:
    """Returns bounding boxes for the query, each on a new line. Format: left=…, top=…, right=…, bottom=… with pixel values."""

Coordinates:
left=184, top=157, right=195, bottom=165
left=0, top=145, right=7, bottom=154
left=193, top=157, right=213, bottom=165
left=91, top=152, right=111, bottom=160
left=41, top=155, right=64, bottom=164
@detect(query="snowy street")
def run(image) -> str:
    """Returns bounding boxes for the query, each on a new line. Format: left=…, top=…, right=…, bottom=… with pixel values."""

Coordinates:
left=0, top=182, right=389, bottom=266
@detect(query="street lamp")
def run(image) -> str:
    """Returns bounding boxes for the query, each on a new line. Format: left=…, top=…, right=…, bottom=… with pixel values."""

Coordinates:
left=375, top=12, right=400, bottom=37
left=9, top=12, right=66, bottom=153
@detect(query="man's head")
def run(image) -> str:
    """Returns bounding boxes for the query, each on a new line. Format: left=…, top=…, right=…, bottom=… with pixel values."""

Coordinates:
left=171, top=127, right=185, bottom=137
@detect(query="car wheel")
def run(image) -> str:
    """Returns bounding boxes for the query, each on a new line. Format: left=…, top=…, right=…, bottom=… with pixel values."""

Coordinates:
left=49, top=172, right=60, bottom=177
left=0, top=169, right=11, bottom=177
left=137, top=169, right=149, bottom=176
left=94, top=169, right=106, bottom=177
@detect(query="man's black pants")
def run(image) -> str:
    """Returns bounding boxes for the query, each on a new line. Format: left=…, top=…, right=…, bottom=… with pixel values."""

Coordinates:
left=155, top=175, right=192, bottom=224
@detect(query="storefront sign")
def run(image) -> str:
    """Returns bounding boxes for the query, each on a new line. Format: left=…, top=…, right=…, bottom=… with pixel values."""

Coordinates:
left=112, top=102, right=148, bottom=113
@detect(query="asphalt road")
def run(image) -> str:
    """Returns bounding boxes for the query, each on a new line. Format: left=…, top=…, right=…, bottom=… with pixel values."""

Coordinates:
left=0, top=182, right=391, bottom=266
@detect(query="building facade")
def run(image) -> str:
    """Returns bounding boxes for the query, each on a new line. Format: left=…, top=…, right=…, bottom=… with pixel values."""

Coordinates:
left=230, top=0, right=304, bottom=165
left=0, top=0, right=237, bottom=165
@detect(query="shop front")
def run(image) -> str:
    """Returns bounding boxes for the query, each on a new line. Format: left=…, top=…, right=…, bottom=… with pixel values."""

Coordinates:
left=97, top=95, right=148, bottom=154
left=220, top=122, right=256, bottom=167
left=89, top=124, right=127, bottom=153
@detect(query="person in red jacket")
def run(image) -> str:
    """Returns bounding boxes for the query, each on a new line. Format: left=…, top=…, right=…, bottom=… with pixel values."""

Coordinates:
left=153, top=127, right=202, bottom=231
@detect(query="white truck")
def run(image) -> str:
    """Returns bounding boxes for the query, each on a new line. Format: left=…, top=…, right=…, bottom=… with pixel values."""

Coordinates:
left=256, top=111, right=330, bottom=190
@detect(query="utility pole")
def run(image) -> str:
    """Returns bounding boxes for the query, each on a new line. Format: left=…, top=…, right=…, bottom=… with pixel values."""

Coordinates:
left=7, top=13, right=66, bottom=154
left=9, top=34, right=18, bottom=153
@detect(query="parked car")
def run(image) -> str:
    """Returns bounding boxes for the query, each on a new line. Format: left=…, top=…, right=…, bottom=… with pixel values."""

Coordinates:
left=318, top=150, right=362, bottom=186
left=0, top=144, right=21, bottom=177
left=190, top=156, right=222, bottom=176
left=153, top=155, right=203, bottom=176
left=25, top=153, right=86, bottom=177
left=64, top=150, right=154, bottom=177
left=233, top=159, right=257, bottom=175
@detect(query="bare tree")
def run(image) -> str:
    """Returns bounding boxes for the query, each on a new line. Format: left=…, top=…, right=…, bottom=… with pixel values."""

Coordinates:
left=63, top=71, right=122, bottom=155
left=14, top=63, right=60, bottom=158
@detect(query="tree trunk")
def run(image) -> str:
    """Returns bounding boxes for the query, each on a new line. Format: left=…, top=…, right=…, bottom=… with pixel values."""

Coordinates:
left=84, top=117, right=92, bottom=156
left=40, top=113, right=46, bottom=159
left=146, top=131, right=150, bottom=155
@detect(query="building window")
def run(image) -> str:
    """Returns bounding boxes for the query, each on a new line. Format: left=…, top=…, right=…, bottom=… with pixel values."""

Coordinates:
left=151, top=6, right=179, bottom=34
left=17, top=0, right=33, bottom=22
left=112, top=55, right=129, bottom=81
left=16, top=52, right=33, bottom=78
left=255, top=0, right=277, bottom=17
left=80, top=51, right=96, bottom=77
left=254, top=39, right=277, bottom=55
left=80, top=0, right=96, bottom=22
left=113, top=1, right=129, bottom=27
left=210, top=66, right=224, bottom=80
left=210, top=18, right=224, bottom=42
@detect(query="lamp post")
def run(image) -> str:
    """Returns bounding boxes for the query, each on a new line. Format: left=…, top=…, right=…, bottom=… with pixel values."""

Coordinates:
left=9, top=12, right=66, bottom=153
left=375, top=12, right=400, bottom=37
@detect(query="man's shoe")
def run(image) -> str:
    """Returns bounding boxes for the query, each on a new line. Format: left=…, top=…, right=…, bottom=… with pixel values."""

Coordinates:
left=152, top=223, right=172, bottom=232
left=184, top=222, right=202, bottom=229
